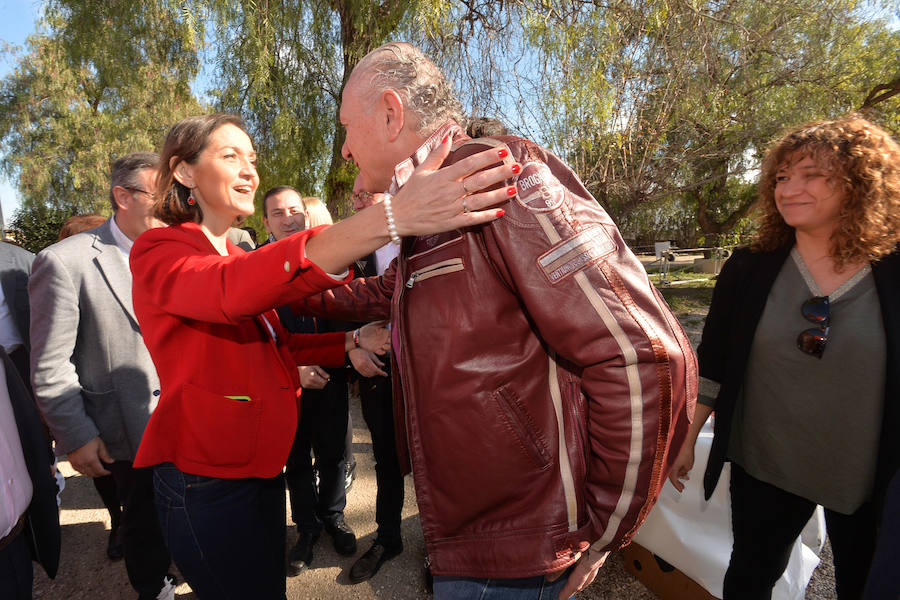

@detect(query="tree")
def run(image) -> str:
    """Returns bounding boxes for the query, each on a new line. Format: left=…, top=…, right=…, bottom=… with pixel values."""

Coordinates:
left=516, top=0, right=900, bottom=244
left=0, top=0, right=203, bottom=249
left=208, top=0, right=414, bottom=226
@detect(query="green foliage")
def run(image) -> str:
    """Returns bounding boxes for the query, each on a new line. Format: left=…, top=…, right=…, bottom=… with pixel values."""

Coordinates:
left=0, top=0, right=203, bottom=249
left=524, top=0, right=900, bottom=243
left=8, top=203, right=77, bottom=253
left=207, top=0, right=415, bottom=220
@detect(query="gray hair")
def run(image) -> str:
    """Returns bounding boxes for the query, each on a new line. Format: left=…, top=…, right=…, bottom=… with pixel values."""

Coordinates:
left=353, top=42, right=464, bottom=135
left=109, top=151, right=159, bottom=212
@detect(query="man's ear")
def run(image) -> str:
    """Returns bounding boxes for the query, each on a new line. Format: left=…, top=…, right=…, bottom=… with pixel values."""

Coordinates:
left=171, top=156, right=195, bottom=189
left=382, top=89, right=405, bottom=142
left=111, top=186, right=131, bottom=212
left=262, top=216, right=273, bottom=236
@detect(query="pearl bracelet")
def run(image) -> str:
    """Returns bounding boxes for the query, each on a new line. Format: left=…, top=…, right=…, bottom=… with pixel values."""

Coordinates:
left=382, top=193, right=401, bottom=245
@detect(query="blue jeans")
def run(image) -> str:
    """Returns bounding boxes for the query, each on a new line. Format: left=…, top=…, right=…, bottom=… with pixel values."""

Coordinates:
left=434, top=569, right=573, bottom=600
left=152, top=463, right=286, bottom=599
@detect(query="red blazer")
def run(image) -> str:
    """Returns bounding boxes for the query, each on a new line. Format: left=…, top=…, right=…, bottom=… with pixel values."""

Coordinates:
left=130, top=222, right=351, bottom=478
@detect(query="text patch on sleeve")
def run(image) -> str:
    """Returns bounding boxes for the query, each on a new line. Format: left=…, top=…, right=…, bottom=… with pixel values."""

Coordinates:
left=537, top=225, right=617, bottom=284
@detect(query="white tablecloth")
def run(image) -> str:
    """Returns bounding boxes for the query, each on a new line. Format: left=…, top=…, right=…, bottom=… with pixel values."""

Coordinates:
left=633, top=417, right=825, bottom=599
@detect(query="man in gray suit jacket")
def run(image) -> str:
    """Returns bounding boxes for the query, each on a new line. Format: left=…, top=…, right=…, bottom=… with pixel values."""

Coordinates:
left=29, top=153, right=174, bottom=600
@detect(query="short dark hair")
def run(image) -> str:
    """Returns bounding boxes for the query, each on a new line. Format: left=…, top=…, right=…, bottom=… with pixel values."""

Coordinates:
left=466, top=117, right=508, bottom=138
left=155, top=114, right=250, bottom=225
left=109, top=152, right=159, bottom=212
left=262, top=185, right=301, bottom=218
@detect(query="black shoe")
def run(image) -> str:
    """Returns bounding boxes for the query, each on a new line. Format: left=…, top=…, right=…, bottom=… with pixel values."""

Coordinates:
left=106, top=525, right=124, bottom=561
left=324, top=516, right=357, bottom=555
left=348, top=541, right=402, bottom=584
left=287, top=531, right=319, bottom=576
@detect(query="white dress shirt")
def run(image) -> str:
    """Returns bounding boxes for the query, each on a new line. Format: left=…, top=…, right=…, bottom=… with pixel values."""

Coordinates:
left=109, top=214, right=134, bottom=256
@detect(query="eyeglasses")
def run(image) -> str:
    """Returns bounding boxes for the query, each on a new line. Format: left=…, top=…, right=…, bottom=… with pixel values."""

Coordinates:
left=797, top=296, right=829, bottom=359
left=123, top=186, right=155, bottom=200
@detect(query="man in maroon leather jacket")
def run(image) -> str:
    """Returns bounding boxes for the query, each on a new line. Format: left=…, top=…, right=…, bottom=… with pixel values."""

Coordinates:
left=302, top=42, right=697, bottom=597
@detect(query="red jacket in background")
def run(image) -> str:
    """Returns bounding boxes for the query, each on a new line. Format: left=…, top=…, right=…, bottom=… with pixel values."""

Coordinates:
left=130, top=222, right=349, bottom=479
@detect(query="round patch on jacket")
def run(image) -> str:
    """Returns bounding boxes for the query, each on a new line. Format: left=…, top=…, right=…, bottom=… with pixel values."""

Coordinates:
left=515, top=161, right=565, bottom=212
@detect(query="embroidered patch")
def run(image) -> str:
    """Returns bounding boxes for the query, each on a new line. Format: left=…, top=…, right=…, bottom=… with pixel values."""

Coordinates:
left=515, top=162, right=565, bottom=212
left=537, top=226, right=617, bottom=284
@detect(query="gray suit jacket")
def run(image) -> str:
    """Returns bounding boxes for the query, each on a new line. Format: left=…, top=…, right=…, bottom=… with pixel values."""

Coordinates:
left=28, top=219, right=160, bottom=460
left=0, top=240, right=35, bottom=350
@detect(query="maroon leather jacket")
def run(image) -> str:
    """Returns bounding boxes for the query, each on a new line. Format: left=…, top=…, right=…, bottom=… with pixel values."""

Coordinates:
left=301, top=123, right=697, bottom=578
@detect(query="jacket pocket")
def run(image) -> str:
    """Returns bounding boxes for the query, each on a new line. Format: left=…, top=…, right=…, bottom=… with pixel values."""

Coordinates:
left=82, top=388, right=127, bottom=447
left=404, top=258, right=464, bottom=288
left=178, top=383, right=261, bottom=467
left=567, top=381, right=590, bottom=473
left=492, top=385, right=553, bottom=471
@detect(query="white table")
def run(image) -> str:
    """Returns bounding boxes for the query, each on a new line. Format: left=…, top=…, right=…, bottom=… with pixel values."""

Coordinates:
left=633, top=417, right=825, bottom=599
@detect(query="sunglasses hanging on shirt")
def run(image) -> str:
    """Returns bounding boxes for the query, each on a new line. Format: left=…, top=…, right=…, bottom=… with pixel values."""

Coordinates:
left=797, top=296, right=830, bottom=359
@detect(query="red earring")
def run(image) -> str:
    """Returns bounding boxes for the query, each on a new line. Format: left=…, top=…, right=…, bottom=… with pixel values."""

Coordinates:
left=187, top=193, right=195, bottom=205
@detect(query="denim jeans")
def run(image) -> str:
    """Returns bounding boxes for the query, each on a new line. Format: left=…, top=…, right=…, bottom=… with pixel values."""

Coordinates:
left=433, top=569, right=573, bottom=600
left=152, top=463, right=286, bottom=599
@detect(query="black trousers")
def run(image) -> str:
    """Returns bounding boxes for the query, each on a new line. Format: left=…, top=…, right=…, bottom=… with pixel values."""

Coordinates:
left=724, top=464, right=876, bottom=600
left=92, top=473, right=122, bottom=528
left=0, top=524, right=32, bottom=600
left=285, top=377, right=349, bottom=533
left=106, top=461, right=171, bottom=598
left=359, top=372, right=404, bottom=549
left=864, top=469, right=900, bottom=599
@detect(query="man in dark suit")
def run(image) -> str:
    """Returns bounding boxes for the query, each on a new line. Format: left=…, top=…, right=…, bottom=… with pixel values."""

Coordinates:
left=0, top=241, right=34, bottom=384
left=343, top=182, right=406, bottom=585
left=261, top=185, right=359, bottom=575
left=0, top=346, right=60, bottom=599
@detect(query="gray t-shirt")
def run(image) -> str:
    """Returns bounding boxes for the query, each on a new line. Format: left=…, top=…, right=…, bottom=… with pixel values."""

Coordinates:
left=729, top=249, right=885, bottom=514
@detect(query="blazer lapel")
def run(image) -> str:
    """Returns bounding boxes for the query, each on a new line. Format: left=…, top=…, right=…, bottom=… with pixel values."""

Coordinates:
left=91, top=221, right=139, bottom=327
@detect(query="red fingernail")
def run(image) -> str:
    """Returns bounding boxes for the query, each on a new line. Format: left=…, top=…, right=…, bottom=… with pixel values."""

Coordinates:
left=442, top=134, right=450, bottom=144
left=497, top=209, right=505, bottom=217
left=506, top=186, right=516, bottom=196
left=498, top=148, right=509, bottom=158
left=511, top=163, right=521, bottom=174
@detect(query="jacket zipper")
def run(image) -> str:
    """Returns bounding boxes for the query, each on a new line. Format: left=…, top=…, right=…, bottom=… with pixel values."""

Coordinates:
left=405, top=258, right=464, bottom=288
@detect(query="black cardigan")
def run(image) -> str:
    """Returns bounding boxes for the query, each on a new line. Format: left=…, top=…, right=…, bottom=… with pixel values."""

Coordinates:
left=3, top=347, right=60, bottom=577
left=698, top=245, right=900, bottom=505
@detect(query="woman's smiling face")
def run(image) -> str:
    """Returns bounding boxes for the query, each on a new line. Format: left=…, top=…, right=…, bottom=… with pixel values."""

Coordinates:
left=187, top=123, right=259, bottom=220
left=775, top=153, right=845, bottom=237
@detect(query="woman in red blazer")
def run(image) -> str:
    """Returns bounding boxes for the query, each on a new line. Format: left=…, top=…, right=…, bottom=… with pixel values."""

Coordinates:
left=128, top=114, right=516, bottom=599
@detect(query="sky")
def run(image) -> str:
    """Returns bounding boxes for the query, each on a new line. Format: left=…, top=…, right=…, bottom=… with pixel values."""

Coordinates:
left=0, top=0, right=38, bottom=226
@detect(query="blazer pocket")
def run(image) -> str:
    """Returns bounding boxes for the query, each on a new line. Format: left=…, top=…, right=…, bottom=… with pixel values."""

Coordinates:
left=178, top=383, right=261, bottom=467
left=492, top=385, right=553, bottom=471
left=82, top=388, right=127, bottom=447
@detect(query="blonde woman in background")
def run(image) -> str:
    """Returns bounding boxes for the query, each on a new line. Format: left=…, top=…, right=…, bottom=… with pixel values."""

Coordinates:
left=301, top=197, right=333, bottom=227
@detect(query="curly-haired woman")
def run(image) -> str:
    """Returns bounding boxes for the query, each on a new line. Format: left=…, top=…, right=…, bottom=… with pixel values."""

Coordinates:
left=669, top=115, right=900, bottom=600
